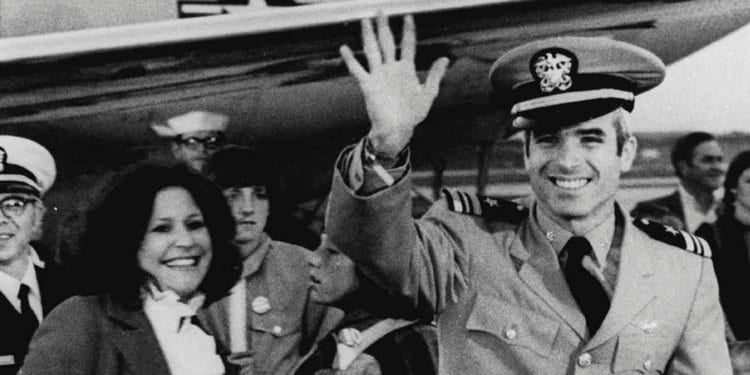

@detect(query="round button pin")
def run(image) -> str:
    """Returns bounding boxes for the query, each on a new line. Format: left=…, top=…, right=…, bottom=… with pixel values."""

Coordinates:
left=643, top=359, right=653, bottom=371
left=252, top=296, right=271, bottom=314
left=577, top=353, right=592, bottom=367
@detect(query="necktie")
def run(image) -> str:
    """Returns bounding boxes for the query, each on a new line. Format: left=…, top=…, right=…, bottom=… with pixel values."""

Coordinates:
left=18, top=283, right=40, bottom=344
left=562, top=237, right=610, bottom=335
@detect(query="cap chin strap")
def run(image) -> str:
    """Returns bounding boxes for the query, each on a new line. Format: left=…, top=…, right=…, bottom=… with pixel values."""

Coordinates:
left=511, top=88, right=634, bottom=116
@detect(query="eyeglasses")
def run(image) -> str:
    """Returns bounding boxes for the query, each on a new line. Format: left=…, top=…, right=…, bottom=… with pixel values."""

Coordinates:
left=175, top=135, right=226, bottom=151
left=0, top=197, right=36, bottom=218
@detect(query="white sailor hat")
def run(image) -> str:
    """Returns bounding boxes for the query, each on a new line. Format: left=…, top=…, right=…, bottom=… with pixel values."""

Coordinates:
left=0, top=136, right=56, bottom=196
left=151, top=111, right=229, bottom=138
left=489, top=37, right=665, bottom=129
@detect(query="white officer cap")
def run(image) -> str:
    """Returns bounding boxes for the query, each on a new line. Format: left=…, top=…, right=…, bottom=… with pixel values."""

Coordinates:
left=151, top=111, right=229, bottom=138
left=0, top=136, right=56, bottom=197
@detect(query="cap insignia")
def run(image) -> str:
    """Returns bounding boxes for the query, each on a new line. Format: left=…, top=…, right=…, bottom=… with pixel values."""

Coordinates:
left=531, top=48, right=577, bottom=93
left=0, top=147, right=6, bottom=173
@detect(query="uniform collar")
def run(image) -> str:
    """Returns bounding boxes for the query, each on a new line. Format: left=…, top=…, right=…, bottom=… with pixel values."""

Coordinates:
left=240, top=233, right=272, bottom=278
left=534, top=203, right=615, bottom=266
left=0, top=246, right=43, bottom=308
left=678, top=183, right=719, bottom=232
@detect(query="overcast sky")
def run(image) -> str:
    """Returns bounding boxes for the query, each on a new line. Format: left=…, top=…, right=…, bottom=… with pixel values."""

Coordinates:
left=631, top=22, right=750, bottom=134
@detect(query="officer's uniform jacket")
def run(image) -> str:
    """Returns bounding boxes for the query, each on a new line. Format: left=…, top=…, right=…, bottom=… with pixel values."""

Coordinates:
left=199, top=235, right=341, bottom=375
left=326, top=142, right=731, bottom=374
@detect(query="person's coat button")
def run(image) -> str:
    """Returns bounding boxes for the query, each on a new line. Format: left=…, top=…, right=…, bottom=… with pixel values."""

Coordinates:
left=577, top=353, right=592, bottom=367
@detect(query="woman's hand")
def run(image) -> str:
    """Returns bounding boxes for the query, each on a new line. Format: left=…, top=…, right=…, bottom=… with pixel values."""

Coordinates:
left=339, top=14, right=450, bottom=159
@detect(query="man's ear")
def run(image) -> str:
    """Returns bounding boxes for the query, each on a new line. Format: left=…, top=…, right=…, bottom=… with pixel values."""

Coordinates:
left=31, top=202, right=46, bottom=241
left=522, top=131, right=531, bottom=171
left=619, top=136, right=637, bottom=172
left=171, top=142, right=182, bottom=158
left=676, top=159, right=690, bottom=177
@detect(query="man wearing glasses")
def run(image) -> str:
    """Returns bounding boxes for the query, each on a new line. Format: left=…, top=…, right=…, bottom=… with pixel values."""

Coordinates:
left=151, top=111, right=229, bottom=174
left=0, top=135, right=69, bottom=375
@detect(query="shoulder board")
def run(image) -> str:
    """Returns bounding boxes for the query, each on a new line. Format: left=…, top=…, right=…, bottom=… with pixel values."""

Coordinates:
left=632, top=218, right=712, bottom=258
left=442, top=189, right=527, bottom=223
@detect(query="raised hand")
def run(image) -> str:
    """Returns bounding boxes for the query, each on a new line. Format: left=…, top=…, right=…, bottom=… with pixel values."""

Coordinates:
left=340, top=14, right=450, bottom=159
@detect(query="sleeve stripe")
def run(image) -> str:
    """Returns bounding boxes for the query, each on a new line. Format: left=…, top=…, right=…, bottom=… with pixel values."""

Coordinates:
left=460, top=191, right=475, bottom=215
left=468, top=193, right=483, bottom=216
left=696, top=236, right=712, bottom=258
left=443, top=189, right=456, bottom=211
left=679, top=231, right=695, bottom=253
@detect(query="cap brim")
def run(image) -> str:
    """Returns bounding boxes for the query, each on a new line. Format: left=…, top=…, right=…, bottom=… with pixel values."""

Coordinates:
left=0, top=181, right=40, bottom=196
left=505, top=98, right=629, bottom=137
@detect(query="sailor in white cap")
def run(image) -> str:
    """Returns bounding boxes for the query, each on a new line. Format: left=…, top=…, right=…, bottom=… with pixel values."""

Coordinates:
left=323, top=14, right=731, bottom=374
left=0, top=135, right=70, bottom=373
left=151, top=111, right=229, bottom=174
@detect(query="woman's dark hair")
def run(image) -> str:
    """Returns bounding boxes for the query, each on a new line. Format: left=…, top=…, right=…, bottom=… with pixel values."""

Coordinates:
left=722, top=150, right=750, bottom=216
left=78, top=163, right=240, bottom=309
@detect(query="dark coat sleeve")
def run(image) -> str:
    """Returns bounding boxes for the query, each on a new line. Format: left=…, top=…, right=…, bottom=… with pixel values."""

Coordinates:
left=20, top=296, right=109, bottom=375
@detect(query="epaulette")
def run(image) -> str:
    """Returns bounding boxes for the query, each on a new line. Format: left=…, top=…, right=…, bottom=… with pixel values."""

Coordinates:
left=632, top=218, right=712, bottom=258
left=442, top=189, right=527, bottom=223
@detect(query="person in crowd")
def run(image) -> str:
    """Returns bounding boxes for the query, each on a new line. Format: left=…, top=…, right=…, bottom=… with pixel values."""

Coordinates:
left=151, top=110, right=229, bottom=174
left=710, top=150, right=750, bottom=374
left=0, top=135, right=72, bottom=375
left=324, top=14, right=730, bottom=373
left=632, top=132, right=726, bottom=238
left=199, top=146, right=341, bottom=374
left=20, top=164, right=241, bottom=375
left=296, top=234, right=438, bottom=375
left=714, top=150, right=750, bottom=338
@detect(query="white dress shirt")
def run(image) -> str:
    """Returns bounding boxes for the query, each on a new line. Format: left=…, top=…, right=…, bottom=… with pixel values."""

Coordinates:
left=143, top=286, right=225, bottom=375
left=678, top=184, right=720, bottom=233
left=0, top=247, right=45, bottom=321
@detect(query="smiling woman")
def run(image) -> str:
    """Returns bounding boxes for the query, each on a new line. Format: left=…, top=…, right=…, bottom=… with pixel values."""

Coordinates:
left=19, top=164, right=242, bottom=375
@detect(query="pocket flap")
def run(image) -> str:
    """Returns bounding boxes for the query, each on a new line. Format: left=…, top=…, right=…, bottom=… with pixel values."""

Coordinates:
left=466, top=294, right=559, bottom=357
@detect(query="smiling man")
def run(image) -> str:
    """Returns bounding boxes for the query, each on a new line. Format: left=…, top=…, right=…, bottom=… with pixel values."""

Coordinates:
left=325, top=15, right=731, bottom=374
left=0, top=136, right=70, bottom=375
left=632, top=132, right=727, bottom=234
left=151, top=111, right=229, bottom=174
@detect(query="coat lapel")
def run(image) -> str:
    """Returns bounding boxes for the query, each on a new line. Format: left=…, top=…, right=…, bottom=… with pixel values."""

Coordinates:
left=586, top=220, right=656, bottom=350
left=106, top=298, right=171, bottom=375
left=36, top=264, right=68, bottom=314
left=506, top=221, right=587, bottom=339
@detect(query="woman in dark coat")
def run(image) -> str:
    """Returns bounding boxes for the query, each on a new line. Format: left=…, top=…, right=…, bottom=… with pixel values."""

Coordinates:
left=20, top=164, right=241, bottom=375
left=715, top=150, right=750, bottom=339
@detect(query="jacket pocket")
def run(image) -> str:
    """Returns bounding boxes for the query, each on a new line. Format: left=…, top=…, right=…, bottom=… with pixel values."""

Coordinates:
left=613, top=327, right=675, bottom=374
left=465, top=294, right=559, bottom=357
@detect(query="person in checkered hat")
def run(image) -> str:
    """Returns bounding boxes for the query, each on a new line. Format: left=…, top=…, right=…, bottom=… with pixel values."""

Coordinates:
left=0, top=135, right=71, bottom=374
left=151, top=111, right=229, bottom=174
left=323, top=14, right=731, bottom=374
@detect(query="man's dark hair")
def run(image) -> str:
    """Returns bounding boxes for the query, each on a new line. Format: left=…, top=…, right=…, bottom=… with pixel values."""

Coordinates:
left=671, top=132, right=716, bottom=178
left=205, top=146, right=276, bottom=191
left=77, top=163, right=240, bottom=309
